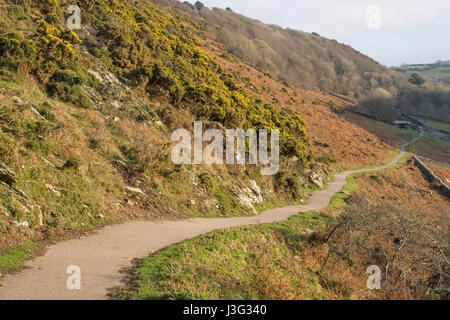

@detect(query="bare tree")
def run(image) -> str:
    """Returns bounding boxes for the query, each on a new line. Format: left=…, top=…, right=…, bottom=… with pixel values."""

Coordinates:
left=319, top=194, right=449, bottom=299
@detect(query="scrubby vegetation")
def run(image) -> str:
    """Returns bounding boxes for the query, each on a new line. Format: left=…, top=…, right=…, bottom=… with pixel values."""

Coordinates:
left=1, top=0, right=311, bottom=160
left=116, top=212, right=339, bottom=300
left=158, top=0, right=450, bottom=123
left=0, top=0, right=326, bottom=256
left=0, top=0, right=447, bottom=300
left=117, top=160, right=449, bottom=300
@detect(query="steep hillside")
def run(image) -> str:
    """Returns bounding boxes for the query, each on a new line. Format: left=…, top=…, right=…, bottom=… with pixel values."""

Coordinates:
left=158, top=0, right=401, bottom=97
left=157, top=0, right=450, bottom=123
left=0, top=0, right=448, bottom=301
left=205, top=42, right=393, bottom=170
left=0, top=0, right=395, bottom=254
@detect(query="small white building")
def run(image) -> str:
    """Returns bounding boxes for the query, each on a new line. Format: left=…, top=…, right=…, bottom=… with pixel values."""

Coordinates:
left=392, top=120, right=412, bottom=128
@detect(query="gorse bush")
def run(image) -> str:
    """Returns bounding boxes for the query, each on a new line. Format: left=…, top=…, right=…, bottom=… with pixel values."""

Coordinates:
left=0, top=0, right=311, bottom=161
left=0, top=2, right=94, bottom=108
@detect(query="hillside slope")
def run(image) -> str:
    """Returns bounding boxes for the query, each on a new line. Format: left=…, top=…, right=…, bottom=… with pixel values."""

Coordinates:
left=0, top=0, right=394, bottom=254
left=0, top=0, right=448, bottom=300
left=157, top=0, right=450, bottom=122
left=157, top=0, right=401, bottom=97
left=117, top=157, right=449, bottom=301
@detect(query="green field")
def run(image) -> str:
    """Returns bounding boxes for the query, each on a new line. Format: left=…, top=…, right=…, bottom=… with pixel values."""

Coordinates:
left=393, top=61, right=450, bottom=84
left=412, top=117, right=450, bottom=131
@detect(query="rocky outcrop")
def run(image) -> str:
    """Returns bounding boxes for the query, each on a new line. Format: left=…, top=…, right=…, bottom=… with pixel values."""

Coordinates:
left=12, top=96, right=26, bottom=106
left=0, top=180, right=44, bottom=227
left=309, top=172, right=325, bottom=189
left=0, top=161, right=16, bottom=186
left=126, top=186, right=146, bottom=196
left=85, top=67, right=154, bottom=121
left=249, top=180, right=264, bottom=203
left=46, top=184, right=61, bottom=197
left=233, top=180, right=264, bottom=215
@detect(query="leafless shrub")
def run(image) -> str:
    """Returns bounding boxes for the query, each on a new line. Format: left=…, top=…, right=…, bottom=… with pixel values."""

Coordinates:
left=320, top=194, right=449, bottom=300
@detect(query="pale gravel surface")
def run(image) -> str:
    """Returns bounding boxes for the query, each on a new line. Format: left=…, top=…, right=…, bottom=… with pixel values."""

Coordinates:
left=0, top=145, right=412, bottom=300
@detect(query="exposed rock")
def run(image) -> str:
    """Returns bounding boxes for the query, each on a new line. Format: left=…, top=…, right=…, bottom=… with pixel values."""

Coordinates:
left=110, top=100, right=122, bottom=110
left=40, top=156, right=56, bottom=169
left=309, top=172, right=324, bottom=189
left=113, top=116, right=120, bottom=122
left=236, top=192, right=257, bottom=215
left=81, top=85, right=103, bottom=108
left=101, top=69, right=124, bottom=87
left=126, top=186, right=146, bottom=196
left=12, top=220, right=29, bottom=228
left=30, top=106, right=45, bottom=120
left=0, top=161, right=17, bottom=186
left=46, top=184, right=61, bottom=197
left=188, top=199, right=196, bottom=206
left=233, top=183, right=264, bottom=215
left=88, top=69, right=103, bottom=82
left=12, top=96, right=25, bottom=106
left=186, top=170, right=197, bottom=186
left=13, top=188, right=28, bottom=199
left=249, top=180, right=263, bottom=203
left=88, top=66, right=152, bottom=118
left=297, top=176, right=306, bottom=185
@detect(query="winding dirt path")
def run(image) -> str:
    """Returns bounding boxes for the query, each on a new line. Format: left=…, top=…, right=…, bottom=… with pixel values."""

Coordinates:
left=0, top=149, right=410, bottom=300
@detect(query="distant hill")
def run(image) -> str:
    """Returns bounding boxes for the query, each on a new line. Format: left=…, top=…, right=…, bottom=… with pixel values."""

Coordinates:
left=155, top=0, right=450, bottom=122
left=393, top=61, right=450, bottom=85
left=157, top=0, right=404, bottom=99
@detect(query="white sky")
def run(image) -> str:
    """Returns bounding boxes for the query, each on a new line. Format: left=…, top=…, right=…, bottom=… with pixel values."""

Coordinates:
left=197, top=0, right=450, bottom=67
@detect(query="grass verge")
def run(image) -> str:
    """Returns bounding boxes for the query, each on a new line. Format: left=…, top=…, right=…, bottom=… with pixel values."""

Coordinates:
left=0, top=241, right=36, bottom=274
left=114, top=212, right=335, bottom=300
left=329, top=151, right=410, bottom=211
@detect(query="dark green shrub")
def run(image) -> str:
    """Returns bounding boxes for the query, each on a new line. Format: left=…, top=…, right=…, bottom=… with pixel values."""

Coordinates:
left=88, top=138, right=100, bottom=150
left=62, top=157, right=80, bottom=170
left=275, top=170, right=301, bottom=198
